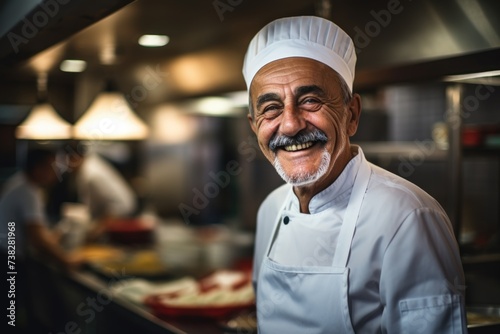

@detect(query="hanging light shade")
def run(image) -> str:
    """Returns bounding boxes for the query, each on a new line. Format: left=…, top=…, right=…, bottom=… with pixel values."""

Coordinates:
left=16, top=102, right=72, bottom=140
left=73, top=92, right=149, bottom=140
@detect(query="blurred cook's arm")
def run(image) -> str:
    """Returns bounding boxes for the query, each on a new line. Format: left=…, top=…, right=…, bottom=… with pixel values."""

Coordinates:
left=27, top=221, right=83, bottom=270
left=85, top=177, right=137, bottom=241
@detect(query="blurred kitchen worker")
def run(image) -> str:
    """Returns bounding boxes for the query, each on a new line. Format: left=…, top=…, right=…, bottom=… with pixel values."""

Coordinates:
left=1, top=148, right=84, bottom=333
left=0, top=147, right=83, bottom=270
left=65, top=142, right=137, bottom=239
left=243, top=16, right=467, bottom=333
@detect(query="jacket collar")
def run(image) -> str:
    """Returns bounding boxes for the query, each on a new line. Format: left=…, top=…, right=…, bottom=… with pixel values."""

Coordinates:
left=289, top=145, right=362, bottom=214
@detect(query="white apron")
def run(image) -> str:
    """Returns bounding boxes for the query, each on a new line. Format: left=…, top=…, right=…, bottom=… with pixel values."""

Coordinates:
left=256, top=159, right=371, bottom=333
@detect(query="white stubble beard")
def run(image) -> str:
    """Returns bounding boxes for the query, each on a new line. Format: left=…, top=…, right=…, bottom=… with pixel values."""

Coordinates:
left=272, top=133, right=349, bottom=187
left=273, top=147, right=331, bottom=187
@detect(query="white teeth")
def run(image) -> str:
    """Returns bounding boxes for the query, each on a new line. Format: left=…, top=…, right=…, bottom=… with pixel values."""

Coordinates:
left=284, top=141, right=314, bottom=152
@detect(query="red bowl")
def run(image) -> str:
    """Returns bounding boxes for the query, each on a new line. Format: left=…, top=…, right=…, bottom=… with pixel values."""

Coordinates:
left=106, top=218, right=154, bottom=245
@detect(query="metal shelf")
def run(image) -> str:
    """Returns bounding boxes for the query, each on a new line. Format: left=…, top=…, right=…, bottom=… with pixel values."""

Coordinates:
left=358, top=141, right=448, bottom=162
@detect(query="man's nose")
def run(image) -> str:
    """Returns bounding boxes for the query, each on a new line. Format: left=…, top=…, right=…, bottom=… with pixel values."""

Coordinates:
left=279, top=104, right=306, bottom=137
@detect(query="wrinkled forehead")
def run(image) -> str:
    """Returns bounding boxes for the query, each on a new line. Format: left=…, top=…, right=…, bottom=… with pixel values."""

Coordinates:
left=250, top=57, right=342, bottom=96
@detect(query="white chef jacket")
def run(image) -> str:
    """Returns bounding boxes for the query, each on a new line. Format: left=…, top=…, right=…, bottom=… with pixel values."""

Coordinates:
left=76, top=153, right=137, bottom=219
left=252, top=146, right=467, bottom=333
left=268, top=149, right=357, bottom=266
left=0, top=172, right=47, bottom=258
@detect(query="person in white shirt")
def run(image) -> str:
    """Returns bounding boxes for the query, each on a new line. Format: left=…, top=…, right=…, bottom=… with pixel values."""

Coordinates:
left=243, top=16, right=467, bottom=333
left=66, top=143, right=137, bottom=239
left=1, top=148, right=84, bottom=333
left=0, top=148, right=83, bottom=267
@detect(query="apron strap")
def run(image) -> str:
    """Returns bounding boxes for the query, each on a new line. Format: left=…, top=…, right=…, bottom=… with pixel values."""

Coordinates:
left=332, top=157, right=372, bottom=268
left=264, top=186, right=294, bottom=257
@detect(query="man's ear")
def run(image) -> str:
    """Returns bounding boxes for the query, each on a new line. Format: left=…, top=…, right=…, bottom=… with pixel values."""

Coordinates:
left=347, top=93, right=361, bottom=137
left=248, top=112, right=257, bottom=134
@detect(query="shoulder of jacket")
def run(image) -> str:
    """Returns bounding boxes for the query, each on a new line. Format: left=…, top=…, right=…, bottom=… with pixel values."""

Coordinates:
left=368, top=163, right=440, bottom=210
left=260, top=183, right=289, bottom=207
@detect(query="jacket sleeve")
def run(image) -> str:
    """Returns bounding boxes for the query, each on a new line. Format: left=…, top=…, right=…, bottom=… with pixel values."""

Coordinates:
left=379, top=208, right=468, bottom=334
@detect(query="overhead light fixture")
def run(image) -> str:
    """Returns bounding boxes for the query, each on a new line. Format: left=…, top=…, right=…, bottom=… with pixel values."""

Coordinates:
left=194, top=97, right=233, bottom=116
left=16, top=103, right=72, bottom=140
left=444, top=70, right=500, bottom=82
left=224, top=91, right=249, bottom=108
left=73, top=90, right=149, bottom=140
left=138, top=34, right=169, bottom=47
left=60, top=59, right=87, bottom=73
left=17, top=73, right=73, bottom=140
left=186, top=96, right=245, bottom=117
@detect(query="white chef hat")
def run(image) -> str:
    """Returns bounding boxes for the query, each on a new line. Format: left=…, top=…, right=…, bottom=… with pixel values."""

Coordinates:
left=242, top=16, right=356, bottom=92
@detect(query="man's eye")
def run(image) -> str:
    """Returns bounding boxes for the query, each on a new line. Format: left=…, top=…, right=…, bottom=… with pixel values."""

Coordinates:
left=264, top=104, right=281, bottom=112
left=302, top=97, right=320, bottom=104
left=300, top=98, right=322, bottom=111
left=260, top=105, right=282, bottom=118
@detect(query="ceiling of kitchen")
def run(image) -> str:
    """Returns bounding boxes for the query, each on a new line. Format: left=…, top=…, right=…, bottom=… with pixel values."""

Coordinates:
left=1, top=0, right=500, bottom=103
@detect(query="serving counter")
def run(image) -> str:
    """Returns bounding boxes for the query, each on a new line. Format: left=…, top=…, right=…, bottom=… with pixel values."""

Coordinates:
left=23, top=219, right=500, bottom=334
left=24, top=220, right=257, bottom=334
left=26, top=256, right=229, bottom=334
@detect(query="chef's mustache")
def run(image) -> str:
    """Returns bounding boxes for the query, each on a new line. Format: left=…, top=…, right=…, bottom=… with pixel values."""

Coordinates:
left=269, top=129, right=328, bottom=151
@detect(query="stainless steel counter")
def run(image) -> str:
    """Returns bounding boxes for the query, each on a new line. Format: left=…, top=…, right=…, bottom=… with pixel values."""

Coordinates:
left=25, top=256, right=227, bottom=334
left=24, top=250, right=500, bottom=334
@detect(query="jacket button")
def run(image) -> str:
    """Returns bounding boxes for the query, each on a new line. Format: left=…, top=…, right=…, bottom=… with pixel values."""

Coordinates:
left=283, top=216, right=290, bottom=225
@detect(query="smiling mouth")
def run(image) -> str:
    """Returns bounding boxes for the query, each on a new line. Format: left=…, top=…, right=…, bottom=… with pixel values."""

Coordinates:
left=270, top=129, right=328, bottom=153
left=283, top=141, right=315, bottom=152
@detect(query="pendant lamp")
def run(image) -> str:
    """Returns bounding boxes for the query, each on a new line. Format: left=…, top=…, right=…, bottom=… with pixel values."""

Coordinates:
left=73, top=84, right=149, bottom=140
left=16, top=73, right=72, bottom=140
left=16, top=103, right=73, bottom=140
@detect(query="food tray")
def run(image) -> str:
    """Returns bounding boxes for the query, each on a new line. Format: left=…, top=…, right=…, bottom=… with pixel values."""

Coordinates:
left=144, top=270, right=255, bottom=319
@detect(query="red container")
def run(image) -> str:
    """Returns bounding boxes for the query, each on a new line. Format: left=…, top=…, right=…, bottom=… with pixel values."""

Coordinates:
left=105, top=218, right=154, bottom=245
left=144, top=270, right=255, bottom=319
left=462, top=126, right=483, bottom=147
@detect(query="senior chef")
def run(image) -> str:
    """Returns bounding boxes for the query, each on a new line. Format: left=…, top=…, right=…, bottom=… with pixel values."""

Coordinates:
left=243, top=16, right=467, bottom=333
